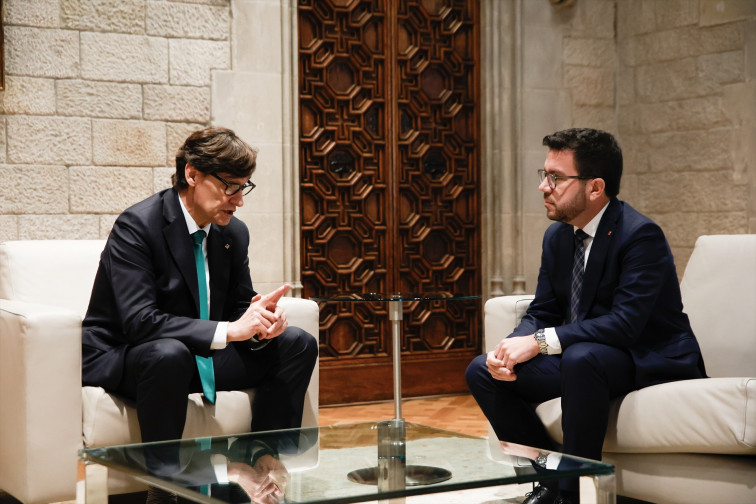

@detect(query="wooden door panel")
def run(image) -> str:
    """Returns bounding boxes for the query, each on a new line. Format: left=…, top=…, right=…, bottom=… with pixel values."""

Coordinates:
left=299, top=0, right=480, bottom=405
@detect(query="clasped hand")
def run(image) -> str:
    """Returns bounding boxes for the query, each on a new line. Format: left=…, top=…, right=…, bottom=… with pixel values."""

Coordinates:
left=486, top=334, right=540, bottom=381
left=227, top=284, right=290, bottom=343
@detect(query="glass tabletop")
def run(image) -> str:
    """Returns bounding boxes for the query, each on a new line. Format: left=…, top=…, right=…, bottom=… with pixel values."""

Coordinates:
left=310, top=293, right=479, bottom=302
left=79, top=421, right=614, bottom=504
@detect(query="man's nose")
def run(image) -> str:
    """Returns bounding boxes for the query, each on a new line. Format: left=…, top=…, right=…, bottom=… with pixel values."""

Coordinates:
left=230, top=192, right=244, bottom=207
left=538, top=177, right=552, bottom=194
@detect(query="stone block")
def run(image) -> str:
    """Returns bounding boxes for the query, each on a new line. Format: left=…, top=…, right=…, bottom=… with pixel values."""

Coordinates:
left=4, top=0, right=59, bottom=28
left=647, top=129, right=733, bottom=172
left=4, top=27, right=79, bottom=78
left=144, top=85, right=210, bottom=123
left=147, top=1, right=229, bottom=40
left=153, top=167, right=175, bottom=192
left=69, top=166, right=154, bottom=213
left=0, top=216, right=19, bottom=241
left=653, top=211, right=748, bottom=247
left=698, top=50, right=745, bottom=85
left=243, top=212, right=286, bottom=284
left=520, top=88, right=572, bottom=149
left=170, top=39, right=230, bottom=86
left=700, top=0, right=756, bottom=27
left=568, top=0, right=615, bottom=40
left=7, top=116, right=92, bottom=165
left=92, top=120, right=166, bottom=166
left=564, top=65, right=614, bottom=106
left=747, top=20, right=756, bottom=81
left=617, top=66, right=635, bottom=106
left=166, top=123, right=205, bottom=167
left=619, top=134, right=650, bottom=174
left=523, top=26, right=563, bottom=89
left=637, top=170, right=747, bottom=213
left=244, top=141, right=283, bottom=210
left=0, top=165, right=69, bottom=214
left=81, top=33, right=168, bottom=84
left=655, top=0, right=699, bottom=29
left=571, top=106, right=616, bottom=133
left=212, top=71, right=285, bottom=145
left=617, top=0, right=655, bottom=39
left=57, top=80, right=143, bottom=119
left=640, top=96, right=729, bottom=133
left=0, top=120, right=5, bottom=164
left=617, top=104, right=644, bottom=137
left=0, top=76, right=56, bottom=115
left=233, top=0, right=282, bottom=72
left=636, top=57, right=722, bottom=103
left=563, top=37, right=615, bottom=68
left=99, top=214, right=118, bottom=239
left=622, top=23, right=744, bottom=66
left=61, top=0, right=145, bottom=34
left=19, top=214, right=100, bottom=240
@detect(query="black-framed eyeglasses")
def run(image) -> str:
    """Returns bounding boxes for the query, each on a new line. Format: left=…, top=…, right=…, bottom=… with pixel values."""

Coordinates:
left=209, top=172, right=256, bottom=196
left=537, top=169, right=593, bottom=190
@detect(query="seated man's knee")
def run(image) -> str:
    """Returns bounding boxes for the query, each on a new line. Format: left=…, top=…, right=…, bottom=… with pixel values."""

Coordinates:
left=143, top=338, right=194, bottom=376
left=465, top=354, right=489, bottom=388
left=560, top=342, right=605, bottom=376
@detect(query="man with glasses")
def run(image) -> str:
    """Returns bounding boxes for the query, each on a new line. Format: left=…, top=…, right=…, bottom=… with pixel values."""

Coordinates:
left=466, top=128, right=705, bottom=504
left=82, top=127, right=318, bottom=477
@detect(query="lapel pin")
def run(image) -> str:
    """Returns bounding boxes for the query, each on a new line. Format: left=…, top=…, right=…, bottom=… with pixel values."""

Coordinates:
left=225, top=243, right=230, bottom=249
left=608, top=231, right=612, bottom=236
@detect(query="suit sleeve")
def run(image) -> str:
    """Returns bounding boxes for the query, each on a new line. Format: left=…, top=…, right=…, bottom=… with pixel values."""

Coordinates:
left=556, top=221, right=675, bottom=348
left=103, top=212, right=216, bottom=352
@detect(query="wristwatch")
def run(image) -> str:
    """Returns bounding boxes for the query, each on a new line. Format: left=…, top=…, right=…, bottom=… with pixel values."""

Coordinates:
left=534, top=329, right=548, bottom=355
left=535, top=452, right=549, bottom=468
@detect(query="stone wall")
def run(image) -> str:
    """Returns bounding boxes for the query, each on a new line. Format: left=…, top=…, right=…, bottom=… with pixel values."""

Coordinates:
left=617, top=0, right=756, bottom=274
left=0, top=0, right=231, bottom=241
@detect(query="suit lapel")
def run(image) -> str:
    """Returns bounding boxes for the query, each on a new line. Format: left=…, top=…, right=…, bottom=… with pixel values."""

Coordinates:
left=579, top=199, right=621, bottom=317
left=208, top=225, right=231, bottom=320
left=162, top=189, right=202, bottom=317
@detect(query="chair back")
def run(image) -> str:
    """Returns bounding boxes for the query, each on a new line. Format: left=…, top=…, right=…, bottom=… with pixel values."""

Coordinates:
left=679, top=234, right=756, bottom=378
left=0, top=240, right=105, bottom=319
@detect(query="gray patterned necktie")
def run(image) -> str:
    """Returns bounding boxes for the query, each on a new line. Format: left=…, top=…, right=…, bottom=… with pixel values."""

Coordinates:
left=570, top=229, right=589, bottom=323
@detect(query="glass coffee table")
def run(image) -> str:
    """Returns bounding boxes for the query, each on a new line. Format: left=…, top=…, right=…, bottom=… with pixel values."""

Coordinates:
left=78, top=421, right=615, bottom=504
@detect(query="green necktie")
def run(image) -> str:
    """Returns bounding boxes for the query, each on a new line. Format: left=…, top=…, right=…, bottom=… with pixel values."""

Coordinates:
left=192, top=230, right=216, bottom=404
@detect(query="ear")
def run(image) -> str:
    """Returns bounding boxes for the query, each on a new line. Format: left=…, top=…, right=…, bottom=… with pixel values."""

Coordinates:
left=587, top=177, right=606, bottom=201
left=185, top=163, right=198, bottom=187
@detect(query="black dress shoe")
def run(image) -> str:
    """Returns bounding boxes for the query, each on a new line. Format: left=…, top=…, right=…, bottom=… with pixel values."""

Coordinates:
left=146, top=486, right=177, bottom=504
left=523, top=484, right=559, bottom=504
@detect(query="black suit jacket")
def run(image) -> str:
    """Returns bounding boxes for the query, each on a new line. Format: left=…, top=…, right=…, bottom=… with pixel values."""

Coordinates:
left=82, top=188, right=256, bottom=390
left=511, top=199, right=706, bottom=388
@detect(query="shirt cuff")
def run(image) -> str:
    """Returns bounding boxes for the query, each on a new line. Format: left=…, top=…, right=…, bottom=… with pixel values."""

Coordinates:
left=545, top=452, right=562, bottom=470
left=544, top=327, right=562, bottom=355
left=211, top=321, right=229, bottom=350
left=211, top=454, right=229, bottom=484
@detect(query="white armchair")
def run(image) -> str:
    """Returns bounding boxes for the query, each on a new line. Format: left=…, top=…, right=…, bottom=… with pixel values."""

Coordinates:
left=0, top=240, right=319, bottom=504
left=484, top=235, right=756, bottom=504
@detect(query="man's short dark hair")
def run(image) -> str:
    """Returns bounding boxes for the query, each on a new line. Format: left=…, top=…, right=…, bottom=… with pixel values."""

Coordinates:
left=542, top=128, right=623, bottom=198
left=172, top=127, right=258, bottom=190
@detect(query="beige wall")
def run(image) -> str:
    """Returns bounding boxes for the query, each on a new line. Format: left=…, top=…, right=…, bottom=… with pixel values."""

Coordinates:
left=1, top=0, right=755, bottom=297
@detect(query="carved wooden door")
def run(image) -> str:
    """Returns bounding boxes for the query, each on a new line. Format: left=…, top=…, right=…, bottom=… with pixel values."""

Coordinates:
left=298, top=0, right=480, bottom=405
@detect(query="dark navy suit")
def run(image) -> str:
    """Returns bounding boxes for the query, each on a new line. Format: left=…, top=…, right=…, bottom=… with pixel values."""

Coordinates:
left=82, top=188, right=317, bottom=442
left=467, top=198, right=705, bottom=463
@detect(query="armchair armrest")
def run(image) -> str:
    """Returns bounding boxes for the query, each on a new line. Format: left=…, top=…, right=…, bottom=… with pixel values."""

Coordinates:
left=483, top=295, right=534, bottom=351
left=278, top=297, right=320, bottom=428
left=0, top=299, right=83, bottom=504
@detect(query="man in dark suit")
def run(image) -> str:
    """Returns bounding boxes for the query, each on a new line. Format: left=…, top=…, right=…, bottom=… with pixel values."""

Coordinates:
left=82, top=127, right=318, bottom=451
left=466, top=128, right=705, bottom=504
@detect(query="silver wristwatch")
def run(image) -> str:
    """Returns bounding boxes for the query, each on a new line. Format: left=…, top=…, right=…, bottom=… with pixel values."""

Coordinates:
left=534, top=328, right=548, bottom=355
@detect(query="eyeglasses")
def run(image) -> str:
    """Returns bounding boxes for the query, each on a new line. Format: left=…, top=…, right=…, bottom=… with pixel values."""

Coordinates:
left=209, top=172, right=256, bottom=196
left=537, top=169, right=593, bottom=190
